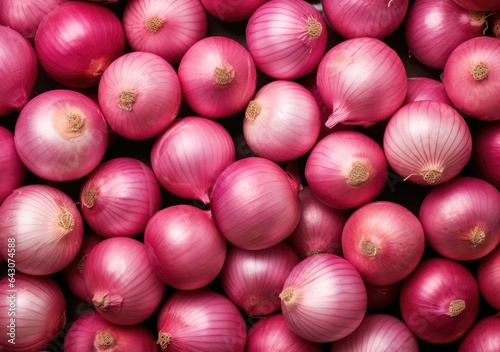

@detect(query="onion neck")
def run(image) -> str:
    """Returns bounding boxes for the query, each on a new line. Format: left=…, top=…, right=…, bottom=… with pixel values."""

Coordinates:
left=56, top=205, right=75, bottom=241
left=118, top=89, right=136, bottom=111
left=471, top=62, right=489, bottom=81
left=469, top=11, right=487, bottom=28
left=245, top=100, right=262, bottom=122
left=279, top=287, right=296, bottom=307
left=94, top=330, right=117, bottom=350
left=146, top=16, right=164, bottom=33
left=157, top=332, right=172, bottom=350
left=214, top=61, right=235, bottom=86
left=347, top=161, right=370, bottom=187
left=92, top=294, right=122, bottom=311
left=83, top=189, right=97, bottom=208
left=360, top=240, right=378, bottom=258
left=449, top=299, right=466, bottom=317
left=421, top=169, right=442, bottom=185
left=469, top=226, right=486, bottom=248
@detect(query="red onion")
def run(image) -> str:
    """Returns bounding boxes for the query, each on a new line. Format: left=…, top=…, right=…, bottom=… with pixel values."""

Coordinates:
left=287, top=187, right=346, bottom=259
left=0, top=25, right=38, bottom=116
left=0, top=127, right=24, bottom=205
left=200, top=0, right=268, bottom=22
left=83, top=237, right=165, bottom=325
left=443, top=36, right=500, bottom=121
left=305, top=131, right=388, bottom=210
left=316, top=37, right=407, bottom=128
left=144, top=204, right=227, bottom=290
left=458, top=315, right=500, bottom=351
left=365, top=282, right=401, bottom=313
left=400, top=257, right=480, bottom=344
left=34, top=1, right=125, bottom=88
left=477, top=245, right=500, bottom=310
left=0, top=184, right=84, bottom=276
left=405, top=0, right=487, bottom=70
left=0, top=273, right=66, bottom=351
left=80, top=157, right=162, bottom=238
left=279, top=253, right=367, bottom=343
left=246, top=313, right=322, bottom=352
left=419, top=176, right=500, bottom=261
left=156, top=288, right=247, bottom=351
left=452, top=0, right=500, bottom=11
left=123, top=0, right=207, bottom=65
left=471, top=122, right=500, bottom=189
left=14, top=89, right=108, bottom=182
left=321, top=0, right=409, bottom=39
left=210, top=157, right=301, bottom=250
left=246, top=0, right=327, bottom=80
left=98, top=51, right=182, bottom=140
left=219, top=242, right=299, bottom=317
left=383, top=100, right=472, bottom=185
left=178, top=35, right=257, bottom=119
left=64, top=312, right=157, bottom=351
left=404, top=77, right=453, bottom=105
left=151, top=116, right=235, bottom=203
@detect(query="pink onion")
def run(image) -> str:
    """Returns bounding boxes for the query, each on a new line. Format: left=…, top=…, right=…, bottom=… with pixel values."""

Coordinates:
left=210, top=157, right=301, bottom=250
left=34, top=1, right=125, bottom=88
left=365, top=282, right=401, bottom=313
left=219, top=242, right=299, bottom=317
left=404, top=77, right=453, bottom=105
left=156, top=288, right=247, bottom=351
left=458, top=315, right=500, bottom=351
left=305, top=131, right=388, bottom=210
left=0, top=184, right=84, bottom=276
left=98, top=51, right=182, bottom=140
left=287, top=186, right=346, bottom=259
left=0, top=127, right=24, bottom=204
left=452, top=0, right=500, bottom=11
left=279, top=253, right=367, bottom=343
left=0, top=25, right=38, bottom=116
left=178, top=35, right=257, bottom=119
left=477, top=245, right=500, bottom=310
left=246, top=0, right=327, bottom=80
left=14, top=89, right=108, bottom=182
left=151, top=116, right=235, bottom=203
left=0, top=273, right=66, bottom=352
left=123, top=0, right=207, bottom=64
left=243, top=80, right=321, bottom=162
left=419, top=176, right=500, bottom=261
left=316, top=37, right=407, bottom=128
left=200, top=0, right=268, bottom=22
left=83, top=237, right=165, bottom=325
left=80, top=157, right=162, bottom=238
left=471, top=121, right=500, bottom=189
left=321, top=0, right=409, bottom=39
left=63, top=312, right=157, bottom=351
left=400, top=257, right=480, bottom=344
left=246, top=313, right=322, bottom=352
left=443, top=36, right=500, bottom=121
left=405, top=0, right=487, bottom=70
left=383, top=100, right=472, bottom=185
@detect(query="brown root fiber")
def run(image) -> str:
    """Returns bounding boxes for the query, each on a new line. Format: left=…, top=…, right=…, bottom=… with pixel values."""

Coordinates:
left=469, top=226, right=486, bottom=247
left=95, top=330, right=116, bottom=350
left=421, top=170, right=442, bottom=185
left=449, top=299, right=466, bottom=317
left=347, top=162, right=369, bottom=186
left=66, top=112, right=84, bottom=134
left=360, top=240, right=377, bottom=257
left=214, top=63, right=235, bottom=86
left=146, top=16, right=164, bottom=33
left=57, top=205, right=75, bottom=234
left=118, top=89, right=136, bottom=111
left=83, top=189, right=97, bottom=208
left=471, top=62, right=489, bottom=81
left=279, top=287, right=295, bottom=305
left=157, top=333, right=172, bottom=350
left=245, top=100, right=262, bottom=122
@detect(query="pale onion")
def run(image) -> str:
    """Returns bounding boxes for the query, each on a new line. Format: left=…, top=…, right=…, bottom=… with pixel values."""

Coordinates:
left=243, top=80, right=321, bottom=162
left=477, top=245, right=500, bottom=310
left=458, top=316, right=500, bottom=351
left=404, top=77, right=453, bottom=105
left=200, top=0, right=268, bottom=22
left=0, top=127, right=24, bottom=204
left=452, top=0, right=500, bottom=11
left=471, top=121, right=500, bottom=188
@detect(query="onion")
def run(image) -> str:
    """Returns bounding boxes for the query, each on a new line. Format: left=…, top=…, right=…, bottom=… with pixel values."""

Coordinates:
left=63, top=312, right=157, bottom=351
left=405, top=0, right=487, bottom=70
left=443, top=36, right=500, bottom=121
left=404, top=77, right=453, bottom=105
left=452, top=0, right=500, bottom=11
left=80, top=157, right=162, bottom=238
left=151, top=116, right=235, bottom=203
left=419, top=176, right=500, bottom=261
left=305, top=131, right=388, bottom=210
left=458, top=316, right=500, bottom=351
left=34, top=1, right=125, bottom=88
left=98, top=51, right=182, bottom=140
left=210, top=157, right=301, bottom=250
left=200, top=0, right=268, bottom=22
left=219, top=242, right=299, bottom=317
left=365, top=282, right=401, bottom=313
left=123, top=0, right=207, bottom=64
left=144, top=204, right=227, bottom=290
left=178, top=35, right=257, bottom=119
left=0, top=184, right=84, bottom=276
left=246, top=0, right=327, bottom=80
left=400, top=257, right=480, bottom=344
left=0, top=25, right=38, bottom=116
left=383, top=100, right=472, bottom=185
left=0, top=273, right=66, bottom=351
left=316, top=37, right=407, bottom=128
left=83, top=237, right=165, bottom=325
left=246, top=313, right=322, bottom=352
left=477, top=245, right=500, bottom=310
left=0, top=127, right=24, bottom=205
left=321, top=0, right=409, bottom=39
left=471, top=122, right=500, bottom=189
left=156, top=288, right=247, bottom=351
left=279, top=253, right=367, bottom=343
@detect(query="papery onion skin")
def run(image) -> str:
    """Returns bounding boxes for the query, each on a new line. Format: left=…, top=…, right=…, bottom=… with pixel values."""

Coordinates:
left=443, top=36, right=500, bottom=121
left=400, top=257, right=480, bottom=344
left=471, top=121, right=500, bottom=189
left=246, top=0, right=328, bottom=80
left=156, top=288, right=247, bottom=351
left=35, top=1, right=125, bottom=88
left=0, top=25, right=38, bottom=115
left=151, top=116, right=235, bottom=203
left=210, top=157, right=301, bottom=250
left=123, top=0, right=207, bottom=65
left=477, top=245, right=500, bottom=310
left=219, top=242, right=299, bottom=317
left=383, top=100, right=472, bottom=186
left=280, top=253, right=367, bottom=343
left=316, top=37, right=407, bottom=128
left=0, top=274, right=66, bottom=352
left=330, top=314, right=419, bottom=352
left=0, top=126, right=25, bottom=204
left=404, top=77, right=453, bottom=105
left=458, top=316, right=500, bottom=352
left=200, top=0, right=268, bottom=22
left=0, top=184, right=84, bottom=276
left=452, top=0, right=500, bottom=11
